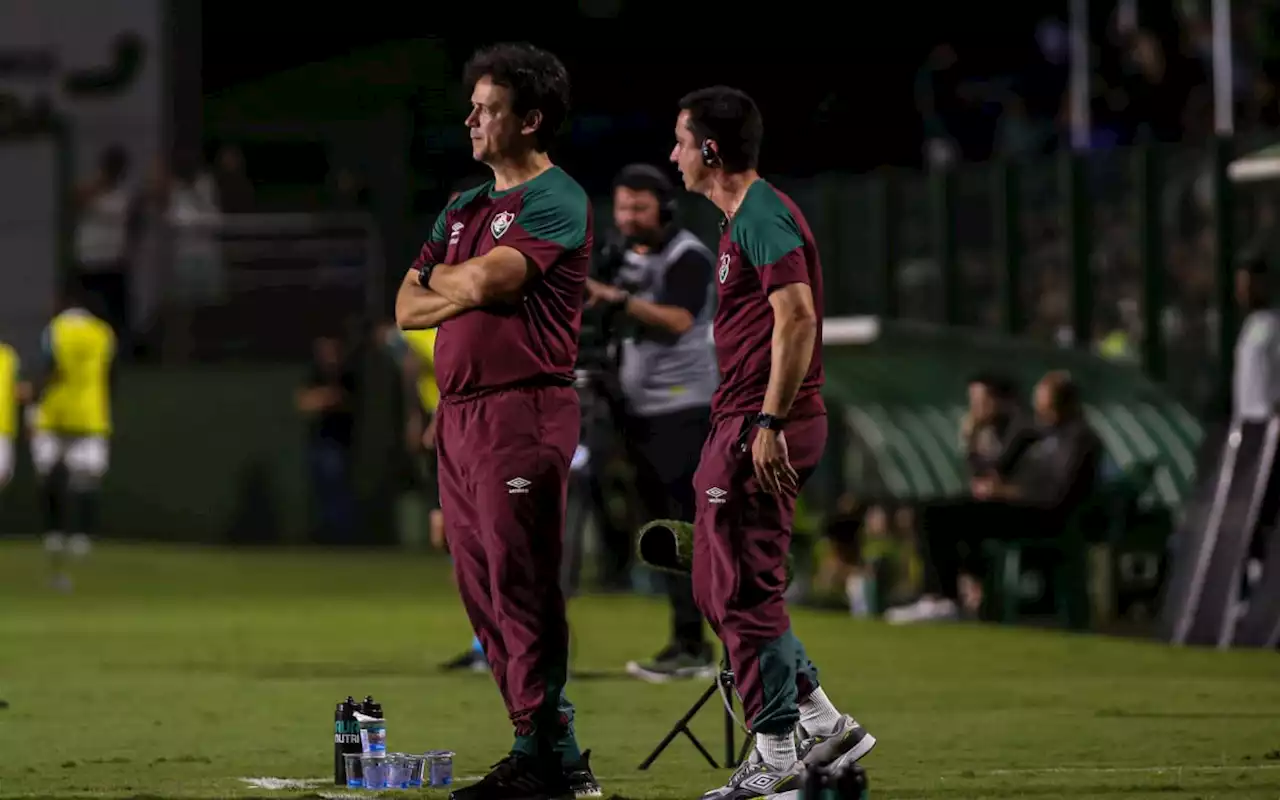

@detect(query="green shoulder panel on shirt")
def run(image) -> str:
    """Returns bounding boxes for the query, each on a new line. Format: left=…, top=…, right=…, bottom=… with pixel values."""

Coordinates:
left=429, top=182, right=491, bottom=244
left=730, top=182, right=804, bottom=269
left=514, top=167, right=590, bottom=251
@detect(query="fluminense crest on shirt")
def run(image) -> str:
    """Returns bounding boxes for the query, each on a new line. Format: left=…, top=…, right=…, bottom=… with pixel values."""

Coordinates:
left=491, top=211, right=515, bottom=239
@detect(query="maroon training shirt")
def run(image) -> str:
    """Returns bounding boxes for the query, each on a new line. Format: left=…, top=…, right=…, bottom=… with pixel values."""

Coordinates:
left=413, top=166, right=593, bottom=397
left=712, top=180, right=825, bottom=422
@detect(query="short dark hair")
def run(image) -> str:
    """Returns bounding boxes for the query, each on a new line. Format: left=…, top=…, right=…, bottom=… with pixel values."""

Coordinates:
left=612, top=163, right=674, bottom=206
left=1238, top=249, right=1268, bottom=276
left=1042, top=370, right=1082, bottom=419
left=677, top=86, right=763, bottom=173
left=968, top=372, right=1016, bottom=401
left=463, top=42, right=571, bottom=152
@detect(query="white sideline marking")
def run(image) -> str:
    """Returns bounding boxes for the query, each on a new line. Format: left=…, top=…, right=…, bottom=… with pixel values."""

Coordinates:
left=963, top=764, right=1280, bottom=777
left=240, top=777, right=330, bottom=790
left=239, top=774, right=491, bottom=790
left=242, top=764, right=1280, bottom=792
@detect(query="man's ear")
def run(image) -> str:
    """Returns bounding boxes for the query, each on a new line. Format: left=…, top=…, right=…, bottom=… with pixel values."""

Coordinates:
left=521, top=109, right=544, bottom=138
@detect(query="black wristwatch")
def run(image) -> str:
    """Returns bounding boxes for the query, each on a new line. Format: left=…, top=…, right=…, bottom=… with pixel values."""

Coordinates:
left=417, top=261, right=436, bottom=289
left=755, top=412, right=785, bottom=431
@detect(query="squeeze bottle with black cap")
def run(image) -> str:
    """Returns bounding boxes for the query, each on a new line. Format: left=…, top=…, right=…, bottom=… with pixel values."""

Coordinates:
left=357, top=695, right=387, bottom=756
left=334, top=696, right=360, bottom=785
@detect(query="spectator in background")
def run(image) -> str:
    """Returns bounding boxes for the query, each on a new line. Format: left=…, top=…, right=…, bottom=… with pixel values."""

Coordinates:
left=169, top=152, right=225, bottom=305
left=328, top=168, right=371, bottom=211
left=962, top=373, right=1034, bottom=482
left=211, top=145, right=254, bottom=213
left=915, top=43, right=962, bottom=169
left=993, top=93, right=1051, bottom=160
left=296, top=334, right=359, bottom=545
left=75, top=145, right=132, bottom=350
left=814, top=492, right=864, bottom=611
left=1232, top=252, right=1280, bottom=423
left=887, top=371, right=1102, bottom=624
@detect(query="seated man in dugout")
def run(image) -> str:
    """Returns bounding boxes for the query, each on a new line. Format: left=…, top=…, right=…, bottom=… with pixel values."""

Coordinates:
left=961, top=372, right=1036, bottom=480
left=885, top=371, right=1103, bottom=624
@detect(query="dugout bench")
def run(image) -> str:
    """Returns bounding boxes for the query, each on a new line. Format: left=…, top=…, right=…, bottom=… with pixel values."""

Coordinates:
left=982, top=459, right=1172, bottom=630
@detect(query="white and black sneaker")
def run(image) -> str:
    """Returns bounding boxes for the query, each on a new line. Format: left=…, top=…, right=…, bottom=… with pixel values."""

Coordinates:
left=564, top=750, right=602, bottom=799
left=797, top=715, right=876, bottom=770
left=698, top=749, right=803, bottom=800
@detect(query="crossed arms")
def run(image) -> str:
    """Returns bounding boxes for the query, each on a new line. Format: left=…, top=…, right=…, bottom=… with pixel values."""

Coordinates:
left=394, top=246, right=538, bottom=330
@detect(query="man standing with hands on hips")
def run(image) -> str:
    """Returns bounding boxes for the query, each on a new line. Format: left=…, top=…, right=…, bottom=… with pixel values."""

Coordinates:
left=670, top=86, right=876, bottom=800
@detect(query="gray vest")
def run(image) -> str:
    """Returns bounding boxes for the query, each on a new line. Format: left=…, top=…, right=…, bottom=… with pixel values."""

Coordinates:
left=616, top=229, right=719, bottom=417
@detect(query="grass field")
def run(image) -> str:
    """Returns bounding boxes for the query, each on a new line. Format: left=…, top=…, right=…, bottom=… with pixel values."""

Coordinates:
left=2, top=541, right=1279, bottom=800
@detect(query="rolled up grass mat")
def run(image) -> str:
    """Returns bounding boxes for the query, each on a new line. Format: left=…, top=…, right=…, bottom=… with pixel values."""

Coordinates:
left=635, top=518, right=795, bottom=586
left=637, top=519, right=693, bottom=575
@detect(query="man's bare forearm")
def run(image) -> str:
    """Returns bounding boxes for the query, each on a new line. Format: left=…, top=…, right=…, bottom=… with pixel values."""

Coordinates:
left=761, top=314, right=816, bottom=418
left=625, top=297, right=695, bottom=336
left=395, top=272, right=466, bottom=330
left=425, top=262, right=484, bottom=308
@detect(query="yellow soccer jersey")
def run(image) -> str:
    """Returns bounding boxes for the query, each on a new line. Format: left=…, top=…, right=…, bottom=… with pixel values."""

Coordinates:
left=0, top=342, right=17, bottom=438
left=34, top=310, right=116, bottom=436
left=401, top=328, right=439, bottom=413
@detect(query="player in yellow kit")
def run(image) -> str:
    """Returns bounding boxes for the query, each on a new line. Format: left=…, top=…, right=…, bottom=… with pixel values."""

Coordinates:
left=400, top=327, right=445, bottom=545
left=0, top=339, right=23, bottom=494
left=30, top=289, right=117, bottom=590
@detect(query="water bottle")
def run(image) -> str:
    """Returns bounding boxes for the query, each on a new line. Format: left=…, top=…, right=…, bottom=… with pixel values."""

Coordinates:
left=832, top=763, right=869, bottom=799
left=357, top=696, right=387, bottom=756
left=801, top=763, right=829, bottom=800
left=334, top=696, right=360, bottom=786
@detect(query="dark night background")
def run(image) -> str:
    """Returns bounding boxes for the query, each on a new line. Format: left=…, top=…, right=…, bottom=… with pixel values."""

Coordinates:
left=200, top=0, right=1065, bottom=183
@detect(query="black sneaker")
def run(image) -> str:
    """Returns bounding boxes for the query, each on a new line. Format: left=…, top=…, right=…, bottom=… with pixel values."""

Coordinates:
left=625, top=643, right=717, bottom=683
left=449, top=754, right=569, bottom=800
left=440, top=648, right=488, bottom=673
left=564, top=749, right=602, bottom=799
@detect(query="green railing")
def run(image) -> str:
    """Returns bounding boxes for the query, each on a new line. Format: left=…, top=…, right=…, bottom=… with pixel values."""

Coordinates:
left=759, top=133, right=1280, bottom=419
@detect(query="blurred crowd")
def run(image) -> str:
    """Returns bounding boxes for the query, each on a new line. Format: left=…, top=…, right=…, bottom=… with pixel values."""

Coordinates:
left=69, top=140, right=382, bottom=362
left=71, top=143, right=246, bottom=354
left=917, top=4, right=1280, bottom=165
left=908, top=5, right=1280, bottom=411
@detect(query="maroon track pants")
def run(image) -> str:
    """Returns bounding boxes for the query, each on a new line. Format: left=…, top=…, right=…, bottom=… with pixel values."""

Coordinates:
left=436, top=385, right=580, bottom=738
left=692, top=413, right=828, bottom=735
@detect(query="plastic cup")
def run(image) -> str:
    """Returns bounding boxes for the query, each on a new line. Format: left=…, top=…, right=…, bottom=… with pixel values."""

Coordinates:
left=402, top=754, right=427, bottom=788
left=427, top=750, right=455, bottom=787
left=343, top=752, right=363, bottom=788
left=361, top=754, right=390, bottom=790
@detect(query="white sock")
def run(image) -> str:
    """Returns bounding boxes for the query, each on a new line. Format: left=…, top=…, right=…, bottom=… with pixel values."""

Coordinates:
left=799, top=687, right=843, bottom=735
left=44, top=532, right=66, bottom=553
left=756, top=732, right=797, bottom=769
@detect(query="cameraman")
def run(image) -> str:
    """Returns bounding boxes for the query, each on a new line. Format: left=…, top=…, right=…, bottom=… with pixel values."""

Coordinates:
left=586, top=164, right=719, bottom=682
